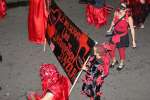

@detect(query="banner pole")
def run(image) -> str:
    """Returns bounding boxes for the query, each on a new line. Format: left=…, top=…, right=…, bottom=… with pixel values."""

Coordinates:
left=69, top=56, right=90, bottom=95
left=43, top=38, right=46, bottom=52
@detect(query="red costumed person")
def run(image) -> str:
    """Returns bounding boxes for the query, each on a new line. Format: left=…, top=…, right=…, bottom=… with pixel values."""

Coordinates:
left=0, top=0, right=6, bottom=19
left=27, top=64, right=70, bottom=100
left=107, top=3, right=136, bottom=70
left=28, top=0, right=49, bottom=44
left=81, top=42, right=113, bottom=100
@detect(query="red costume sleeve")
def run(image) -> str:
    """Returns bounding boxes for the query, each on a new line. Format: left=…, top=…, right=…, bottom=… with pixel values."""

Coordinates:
left=28, top=0, right=49, bottom=44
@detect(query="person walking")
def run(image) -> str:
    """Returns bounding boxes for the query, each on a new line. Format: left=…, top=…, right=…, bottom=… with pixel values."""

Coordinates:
left=107, top=3, right=136, bottom=71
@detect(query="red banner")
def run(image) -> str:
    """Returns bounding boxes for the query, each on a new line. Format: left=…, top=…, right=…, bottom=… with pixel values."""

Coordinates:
left=46, top=1, right=95, bottom=83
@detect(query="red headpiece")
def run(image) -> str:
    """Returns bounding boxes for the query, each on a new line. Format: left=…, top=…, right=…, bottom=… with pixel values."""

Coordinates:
left=40, top=64, right=60, bottom=86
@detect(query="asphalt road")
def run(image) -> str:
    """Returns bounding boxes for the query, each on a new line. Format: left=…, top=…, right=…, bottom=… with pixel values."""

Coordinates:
left=0, top=0, right=150, bottom=100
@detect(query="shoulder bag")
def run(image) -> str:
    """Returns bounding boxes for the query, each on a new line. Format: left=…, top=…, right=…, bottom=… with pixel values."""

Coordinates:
left=106, top=14, right=125, bottom=37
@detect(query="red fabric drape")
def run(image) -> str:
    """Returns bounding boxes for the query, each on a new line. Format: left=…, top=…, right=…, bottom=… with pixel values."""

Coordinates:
left=0, top=0, right=6, bottom=18
left=86, top=4, right=113, bottom=28
left=86, top=4, right=108, bottom=28
left=28, top=0, right=48, bottom=44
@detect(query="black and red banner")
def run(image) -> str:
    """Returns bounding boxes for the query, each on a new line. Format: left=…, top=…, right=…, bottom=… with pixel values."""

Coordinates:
left=46, top=1, right=95, bottom=83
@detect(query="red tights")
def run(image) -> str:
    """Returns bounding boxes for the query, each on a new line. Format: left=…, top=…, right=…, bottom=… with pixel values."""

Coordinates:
left=111, top=47, right=126, bottom=60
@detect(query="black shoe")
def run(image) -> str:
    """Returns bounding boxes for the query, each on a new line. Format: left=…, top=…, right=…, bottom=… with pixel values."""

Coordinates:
left=116, top=64, right=125, bottom=71
left=0, top=54, right=2, bottom=63
left=110, top=60, right=118, bottom=68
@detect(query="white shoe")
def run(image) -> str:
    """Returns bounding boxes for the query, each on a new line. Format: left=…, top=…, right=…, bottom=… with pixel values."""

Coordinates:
left=94, top=40, right=98, bottom=45
left=140, top=24, right=144, bottom=29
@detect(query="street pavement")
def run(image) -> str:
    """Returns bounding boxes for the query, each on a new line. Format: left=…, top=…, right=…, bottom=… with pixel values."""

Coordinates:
left=0, top=0, right=150, bottom=100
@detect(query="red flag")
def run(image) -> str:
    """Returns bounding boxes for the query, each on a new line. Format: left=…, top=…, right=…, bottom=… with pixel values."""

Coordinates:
left=46, top=1, right=95, bottom=83
left=28, top=0, right=48, bottom=44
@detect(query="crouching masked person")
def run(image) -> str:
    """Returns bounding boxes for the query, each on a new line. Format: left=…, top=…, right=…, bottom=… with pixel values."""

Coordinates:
left=27, top=64, right=70, bottom=100
left=81, top=43, right=113, bottom=100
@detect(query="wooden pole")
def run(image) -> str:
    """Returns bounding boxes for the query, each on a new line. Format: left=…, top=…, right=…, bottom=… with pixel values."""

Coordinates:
left=43, top=38, right=46, bottom=52
left=69, top=56, right=90, bottom=95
